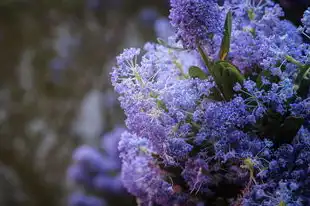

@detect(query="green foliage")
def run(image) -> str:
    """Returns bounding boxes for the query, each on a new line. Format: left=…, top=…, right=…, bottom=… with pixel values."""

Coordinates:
left=286, top=55, right=310, bottom=98
left=219, top=10, right=232, bottom=60
left=212, top=61, right=245, bottom=100
left=247, top=9, right=255, bottom=21
left=157, top=38, right=168, bottom=46
left=295, top=65, right=310, bottom=98
left=278, top=201, right=287, bottom=206
left=279, top=116, right=304, bottom=141
left=197, top=43, right=212, bottom=69
left=241, top=157, right=257, bottom=184
left=156, top=99, right=168, bottom=112
left=195, top=11, right=244, bottom=101
left=188, top=66, right=208, bottom=79
left=255, top=110, right=304, bottom=145
left=157, top=38, right=184, bottom=51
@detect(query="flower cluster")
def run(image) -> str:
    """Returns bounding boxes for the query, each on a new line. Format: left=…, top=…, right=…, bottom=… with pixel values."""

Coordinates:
left=112, top=0, right=310, bottom=205
left=67, top=127, right=131, bottom=206
left=301, top=8, right=310, bottom=35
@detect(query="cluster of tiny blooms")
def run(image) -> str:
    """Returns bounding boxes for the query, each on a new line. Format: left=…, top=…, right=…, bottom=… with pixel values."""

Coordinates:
left=67, top=127, right=125, bottom=206
left=112, top=0, right=310, bottom=205
left=301, top=7, right=310, bottom=35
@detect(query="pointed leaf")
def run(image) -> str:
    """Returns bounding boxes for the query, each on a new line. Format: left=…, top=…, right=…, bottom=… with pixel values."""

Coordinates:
left=286, top=55, right=304, bottom=67
left=219, top=10, right=232, bottom=60
left=197, top=43, right=212, bottom=69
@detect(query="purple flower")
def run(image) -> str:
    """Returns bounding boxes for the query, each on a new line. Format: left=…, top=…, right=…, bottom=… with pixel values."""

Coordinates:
left=101, top=127, right=125, bottom=158
left=67, top=127, right=128, bottom=205
left=110, top=0, right=310, bottom=205
left=69, top=193, right=106, bottom=206
left=169, top=0, right=222, bottom=48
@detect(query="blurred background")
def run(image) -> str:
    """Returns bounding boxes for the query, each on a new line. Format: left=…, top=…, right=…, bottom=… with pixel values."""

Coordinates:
left=0, top=0, right=308, bottom=206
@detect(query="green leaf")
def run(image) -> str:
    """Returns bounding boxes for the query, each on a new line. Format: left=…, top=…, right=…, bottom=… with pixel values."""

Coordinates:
left=197, top=44, right=212, bottom=69
left=156, top=99, right=168, bottom=112
left=294, top=65, right=310, bottom=98
left=188, top=66, right=208, bottom=79
left=247, top=8, right=255, bottom=21
left=157, top=38, right=184, bottom=51
left=258, top=113, right=304, bottom=146
left=286, top=55, right=304, bottom=67
left=212, top=61, right=245, bottom=100
left=207, top=88, right=224, bottom=101
left=278, top=201, right=287, bottom=206
left=278, top=116, right=304, bottom=144
left=157, top=38, right=166, bottom=46
left=219, top=10, right=232, bottom=60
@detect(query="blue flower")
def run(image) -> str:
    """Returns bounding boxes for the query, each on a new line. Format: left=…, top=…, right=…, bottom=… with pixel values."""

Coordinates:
left=169, top=0, right=222, bottom=48
left=110, top=1, right=310, bottom=205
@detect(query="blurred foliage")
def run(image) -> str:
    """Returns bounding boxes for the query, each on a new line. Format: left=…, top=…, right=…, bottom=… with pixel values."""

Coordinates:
left=0, top=1, right=168, bottom=206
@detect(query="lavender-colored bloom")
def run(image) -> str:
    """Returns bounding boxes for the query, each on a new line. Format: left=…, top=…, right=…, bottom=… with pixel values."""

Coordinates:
left=72, top=145, right=115, bottom=172
left=182, top=158, right=211, bottom=194
left=111, top=0, right=310, bottom=205
left=111, top=48, right=141, bottom=94
left=68, top=127, right=128, bottom=205
left=69, top=193, right=106, bottom=206
left=69, top=145, right=121, bottom=187
left=165, top=138, right=193, bottom=160
left=67, top=164, right=90, bottom=186
left=228, top=0, right=303, bottom=72
left=169, top=0, right=222, bottom=48
left=93, top=174, right=123, bottom=193
left=101, top=127, right=125, bottom=158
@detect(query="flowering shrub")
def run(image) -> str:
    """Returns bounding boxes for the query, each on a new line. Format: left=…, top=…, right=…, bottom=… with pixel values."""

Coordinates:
left=111, top=0, right=310, bottom=205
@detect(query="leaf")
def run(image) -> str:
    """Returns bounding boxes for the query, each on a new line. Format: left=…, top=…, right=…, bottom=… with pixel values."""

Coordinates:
left=207, top=88, right=224, bottom=101
left=286, top=55, right=310, bottom=98
left=157, top=38, right=184, bottom=51
left=219, top=10, right=232, bottom=60
left=259, top=113, right=304, bottom=146
left=188, top=66, right=208, bottom=79
left=286, top=55, right=304, bottom=67
left=157, top=38, right=166, bottom=46
left=295, top=65, right=310, bottom=98
left=247, top=8, right=255, bottom=21
left=197, top=43, right=212, bottom=69
left=156, top=100, right=168, bottom=112
left=212, top=61, right=245, bottom=100
left=278, top=201, right=287, bottom=206
left=278, top=116, right=304, bottom=144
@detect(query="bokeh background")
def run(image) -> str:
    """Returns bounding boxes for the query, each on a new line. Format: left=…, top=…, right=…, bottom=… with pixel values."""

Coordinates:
left=0, top=0, right=308, bottom=206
